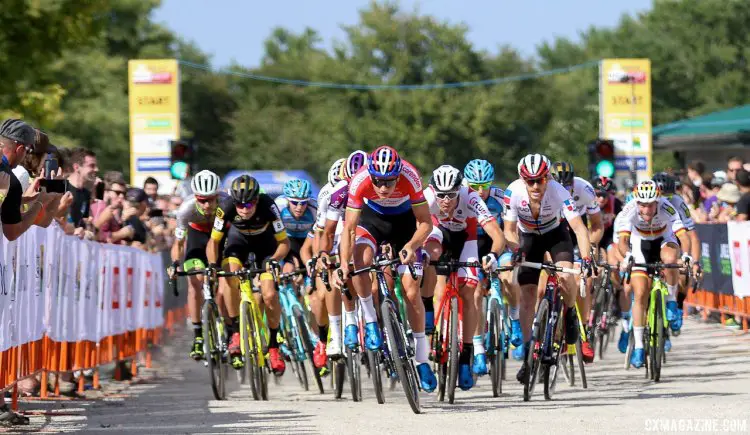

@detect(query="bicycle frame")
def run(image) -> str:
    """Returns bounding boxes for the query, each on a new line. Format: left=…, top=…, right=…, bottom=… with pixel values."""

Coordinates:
left=485, top=272, right=510, bottom=354
left=277, top=273, right=315, bottom=360
left=434, top=272, right=464, bottom=362
left=237, top=271, right=268, bottom=367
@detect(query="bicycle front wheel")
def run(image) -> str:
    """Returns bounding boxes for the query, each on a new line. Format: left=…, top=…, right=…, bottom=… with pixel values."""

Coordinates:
left=575, top=338, right=588, bottom=389
left=447, top=298, right=459, bottom=404
left=296, top=309, right=324, bottom=394
left=488, top=298, right=503, bottom=397
left=652, top=292, right=664, bottom=382
left=240, top=301, right=260, bottom=400
left=524, top=298, right=549, bottom=402
left=367, top=349, right=385, bottom=404
left=202, top=302, right=226, bottom=400
left=382, top=302, right=421, bottom=414
left=346, top=346, right=362, bottom=402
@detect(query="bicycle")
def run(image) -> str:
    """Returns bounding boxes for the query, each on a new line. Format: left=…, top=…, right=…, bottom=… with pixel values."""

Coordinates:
left=347, top=252, right=422, bottom=414
left=560, top=301, right=588, bottom=390
left=276, top=268, right=325, bottom=394
left=587, top=262, right=620, bottom=359
left=483, top=266, right=515, bottom=397
left=170, top=268, right=236, bottom=400
left=332, top=271, right=364, bottom=401
left=521, top=261, right=584, bottom=402
left=623, top=259, right=689, bottom=382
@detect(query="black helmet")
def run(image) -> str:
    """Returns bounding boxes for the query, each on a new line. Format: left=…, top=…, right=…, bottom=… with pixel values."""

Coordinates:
left=230, top=175, right=260, bottom=204
left=551, top=161, right=575, bottom=187
left=592, top=175, right=615, bottom=193
left=652, top=172, right=676, bottom=195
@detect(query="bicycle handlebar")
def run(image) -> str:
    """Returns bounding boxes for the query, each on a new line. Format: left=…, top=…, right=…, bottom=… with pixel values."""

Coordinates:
left=624, top=257, right=688, bottom=285
left=519, top=261, right=581, bottom=275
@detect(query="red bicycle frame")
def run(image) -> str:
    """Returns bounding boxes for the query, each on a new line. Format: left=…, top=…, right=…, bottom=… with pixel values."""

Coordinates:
left=434, top=271, right=464, bottom=363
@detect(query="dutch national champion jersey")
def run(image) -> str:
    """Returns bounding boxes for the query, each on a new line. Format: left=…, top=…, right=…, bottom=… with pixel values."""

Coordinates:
left=347, top=160, right=426, bottom=215
left=503, top=178, right=579, bottom=234
left=275, top=196, right=318, bottom=239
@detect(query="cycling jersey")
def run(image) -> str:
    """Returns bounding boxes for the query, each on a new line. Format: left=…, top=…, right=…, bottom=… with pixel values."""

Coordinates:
left=477, top=186, right=504, bottom=236
left=315, top=182, right=336, bottom=230
left=211, top=194, right=287, bottom=242
left=568, top=177, right=600, bottom=216
left=614, top=198, right=686, bottom=241
left=326, top=179, right=350, bottom=222
left=503, top=179, right=579, bottom=234
left=174, top=193, right=230, bottom=240
left=665, top=194, right=696, bottom=231
left=274, top=196, right=318, bottom=239
left=424, top=185, right=493, bottom=236
left=347, top=160, right=426, bottom=215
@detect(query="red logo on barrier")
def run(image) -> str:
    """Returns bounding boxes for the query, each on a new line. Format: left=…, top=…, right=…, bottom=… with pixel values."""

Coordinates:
left=112, top=267, right=120, bottom=309
left=732, top=241, right=742, bottom=277
left=144, top=271, right=152, bottom=307
left=126, top=267, right=134, bottom=308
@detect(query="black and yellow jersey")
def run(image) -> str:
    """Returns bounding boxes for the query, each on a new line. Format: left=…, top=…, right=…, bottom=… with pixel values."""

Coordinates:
left=211, top=193, right=288, bottom=242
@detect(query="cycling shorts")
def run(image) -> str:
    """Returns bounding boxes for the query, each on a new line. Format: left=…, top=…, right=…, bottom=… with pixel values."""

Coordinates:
left=355, top=205, right=423, bottom=277
left=283, top=236, right=306, bottom=267
left=518, top=224, right=574, bottom=286
left=183, top=226, right=224, bottom=271
left=630, top=232, right=678, bottom=276
left=427, top=225, right=478, bottom=287
left=222, top=225, right=278, bottom=281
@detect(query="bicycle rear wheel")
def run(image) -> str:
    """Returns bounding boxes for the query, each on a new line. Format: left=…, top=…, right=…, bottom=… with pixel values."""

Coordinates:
left=447, top=298, right=459, bottom=404
left=382, top=302, right=421, bottom=414
left=202, top=302, right=226, bottom=400
left=652, top=293, right=665, bottom=382
left=346, top=346, right=362, bottom=402
left=524, top=298, right=549, bottom=402
left=367, top=349, right=385, bottom=404
left=488, top=298, right=503, bottom=397
left=240, top=301, right=260, bottom=400
left=296, top=308, right=324, bottom=394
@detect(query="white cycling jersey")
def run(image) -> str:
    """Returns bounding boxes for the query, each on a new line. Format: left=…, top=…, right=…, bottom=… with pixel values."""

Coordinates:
left=569, top=177, right=600, bottom=216
left=423, top=185, right=494, bottom=234
left=665, top=194, right=695, bottom=231
left=503, top=178, right=579, bottom=234
left=614, top=197, right=686, bottom=241
left=315, top=182, right=337, bottom=230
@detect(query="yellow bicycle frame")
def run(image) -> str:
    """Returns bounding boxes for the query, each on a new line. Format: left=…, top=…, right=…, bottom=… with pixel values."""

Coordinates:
left=239, top=277, right=269, bottom=367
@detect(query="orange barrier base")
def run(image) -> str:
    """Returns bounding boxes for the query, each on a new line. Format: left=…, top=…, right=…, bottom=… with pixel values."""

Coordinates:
left=0, top=305, right=188, bottom=411
left=684, top=290, right=749, bottom=332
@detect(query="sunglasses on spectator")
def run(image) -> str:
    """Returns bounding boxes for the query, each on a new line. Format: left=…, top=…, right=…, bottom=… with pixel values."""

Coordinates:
left=3, top=137, right=33, bottom=154
left=236, top=200, right=257, bottom=210
left=468, top=182, right=491, bottom=190
left=524, top=177, right=547, bottom=186
left=195, top=195, right=217, bottom=204
left=436, top=191, right=459, bottom=200
left=289, top=198, right=308, bottom=206
left=109, top=189, right=127, bottom=197
left=371, top=177, right=398, bottom=188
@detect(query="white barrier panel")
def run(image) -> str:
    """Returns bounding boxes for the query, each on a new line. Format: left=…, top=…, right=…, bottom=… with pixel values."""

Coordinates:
left=0, top=223, right=165, bottom=353
left=727, top=221, right=750, bottom=298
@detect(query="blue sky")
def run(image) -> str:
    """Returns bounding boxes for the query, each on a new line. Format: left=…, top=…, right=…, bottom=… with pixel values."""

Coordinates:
left=153, top=0, right=653, bottom=68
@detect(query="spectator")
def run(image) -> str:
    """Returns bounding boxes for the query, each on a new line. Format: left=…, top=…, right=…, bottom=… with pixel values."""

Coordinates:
left=143, top=176, right=159, bottom=205
left=734, top=170, right=750, bottom=221
left=700, top=173, right=724, bottom=214
left=727, top=156, right=744, bottom=182
left=90, top=171, right=127, bottom=243
left=712, top=183, right=740, bottom=223
left=687, top=160, right=706, bottom=187
left=113, top=187, right=150, bottom=248
left=65, top=148, right=98, bottom=228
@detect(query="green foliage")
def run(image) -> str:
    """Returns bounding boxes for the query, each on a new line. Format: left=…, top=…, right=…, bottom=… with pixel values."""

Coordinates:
left=3, top=0, right=747, bottom=184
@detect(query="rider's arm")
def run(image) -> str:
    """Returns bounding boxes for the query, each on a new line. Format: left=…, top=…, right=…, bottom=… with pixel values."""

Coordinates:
left=407, top=202, right=433, bottom=251
left=268, top=200, right=290, bottom=262
left=503, top=191, right=520, bottom=251
left=170, top=233, right=185, bottom=264
left=483, top=219, right=505, bottom=255
left=319, top=218, right=337, bottom=254
left=588, top=211, right=604, bottom=246
left=689, top=230, right=700, bottom=263
left=568, top=215, right=592, bottom=259
left=207, top=199, right=231, bottom=265
left=470, top=189, right=505, bottom=254
left=340, top=208, right=360, bottom=265
left=300, top=233, right=314, bottom=264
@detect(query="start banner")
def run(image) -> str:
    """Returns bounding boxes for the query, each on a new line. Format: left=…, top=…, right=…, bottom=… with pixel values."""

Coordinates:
left=0, top=223, right=165, bottom=353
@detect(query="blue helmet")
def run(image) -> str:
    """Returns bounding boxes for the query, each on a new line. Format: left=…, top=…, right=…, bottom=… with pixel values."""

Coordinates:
left=464, top=159, right=495, bottom=184
left=283, top=179, right=312, bottom=199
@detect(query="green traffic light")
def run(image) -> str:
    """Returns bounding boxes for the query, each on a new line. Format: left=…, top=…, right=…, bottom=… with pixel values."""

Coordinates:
left=596, top=160, right=616, bottom=178
left=170, top=161, right=188, bottom=180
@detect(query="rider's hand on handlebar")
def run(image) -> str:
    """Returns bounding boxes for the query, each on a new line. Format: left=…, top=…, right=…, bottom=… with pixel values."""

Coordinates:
left=316, top=252, right=331, bottom=271
left=167, top=260, right=180, bottom=279
left=620, top=252, right=633, bottom=272
left=581, top=256, right=593, bottom=278
left=334, top=266, right=349, bottom=289
left=510, top=248, right=523, bottom=266
left=306, top=257, right=316, bottom=276
left=681, top=253, right=694, bottom=266
left=400, top=244, right=417, bottom=264
left=482, top=252, right=499, bottom=273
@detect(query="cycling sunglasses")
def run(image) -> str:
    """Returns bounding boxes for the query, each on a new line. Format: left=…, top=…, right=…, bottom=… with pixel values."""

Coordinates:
left=289, top=198, right=308, bottom=206
left=595, top=191, right=608, bottom=198
left=524, top=177, right=547, bottom=186
left=236, top=200, right=257, bottom=209
left=371, top=176, right=398, bottom=188
left=468, top=182, right=491, bottom=190
left=195, top=195, right=217, bottom=203
left=436, top=191, right=459, bottom=200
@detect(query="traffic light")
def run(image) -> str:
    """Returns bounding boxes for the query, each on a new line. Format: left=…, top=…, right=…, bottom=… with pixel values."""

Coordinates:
left=169, top=139, right=193, bottom=180
left=588, top=139, right=615, bottom=178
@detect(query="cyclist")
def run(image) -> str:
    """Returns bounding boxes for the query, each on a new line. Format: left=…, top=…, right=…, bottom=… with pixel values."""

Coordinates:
left=652, top=172, right=700, bottom=333
left=422, top=165, right=505, bottom=390
left=314, top=150, right=368, bottom=366
left=334, top=145, right=437, bottom=392
left=275, top=178, right=317, bottom=282
left=167, top=170, right=224, bottom=359
left=462, top=159, right=523, bottom=367
left=503, top=154, right=592, bottom=383
left=550, top=161, right=603, bottom=363
left=615, top=180, right=690, bottom=368
left=207, top=175, right=291, bottom=374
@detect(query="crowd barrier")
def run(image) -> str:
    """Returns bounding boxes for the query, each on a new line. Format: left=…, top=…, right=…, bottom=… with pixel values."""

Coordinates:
left=0, top=223, right=182, bottom=410
left=686, top=223, right=750, bottom=330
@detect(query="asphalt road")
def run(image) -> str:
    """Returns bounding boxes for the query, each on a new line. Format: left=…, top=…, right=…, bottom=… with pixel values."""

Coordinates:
left=8, top=318, right=750, bottom=434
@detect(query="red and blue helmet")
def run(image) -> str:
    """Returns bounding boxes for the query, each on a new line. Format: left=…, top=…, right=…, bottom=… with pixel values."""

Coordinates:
left=368, top=145, right=402, bottom=178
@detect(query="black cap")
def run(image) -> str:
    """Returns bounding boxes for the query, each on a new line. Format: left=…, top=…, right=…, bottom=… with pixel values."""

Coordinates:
left=0, top=119, right=35, bottom=145
left=737, top=169, right=750, bottom=188
left=126, top=187, right=148, bottom=203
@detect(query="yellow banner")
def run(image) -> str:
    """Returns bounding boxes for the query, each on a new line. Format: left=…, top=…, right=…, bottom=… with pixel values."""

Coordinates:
left=599, top=58, right=652, bottom=183
left=127, top=59, right=180, bottom=191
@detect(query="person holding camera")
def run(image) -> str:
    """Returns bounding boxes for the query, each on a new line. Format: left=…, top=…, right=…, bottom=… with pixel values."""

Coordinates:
left=90, top=171, right=127, bottom=243
left=109, top=188, right=150, bottom=249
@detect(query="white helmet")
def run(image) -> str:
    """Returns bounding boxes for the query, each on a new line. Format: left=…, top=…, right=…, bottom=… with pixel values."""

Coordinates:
left=328, top=158, right=345, bottom=185
left=430, top=165, right=463, bottom=192
left=633, top=180, right=660, bottom=203
left=191, top=170, right=221, bottom=196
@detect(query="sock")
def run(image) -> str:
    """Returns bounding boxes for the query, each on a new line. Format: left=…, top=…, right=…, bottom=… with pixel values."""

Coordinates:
left=361, top=295, right=378, bottom=323
left=667, top=284, right=677, bottom=302
left=633, top=326, right=644, bottom=349
left=318, top=324, right=329, bottom=344
left=621, top=317, right=630, bottom=332
left=344, top=309, right=357, bottom=328
left=509, top=305, right=520, bottom=321
left=269, top=327, right=279, bottom=349
left=459, top=343, right=473, bottom=365
left=472, top=335, right=485, bottom=355
left=329, top=315, right=342, bottom=343
left=413, top=332, right=430, bottom=364
left=192, top=322, right=202, bottom=339
left=422, top=296, right=434, bottom=314
left=677, top=292, right=686, bottom=310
